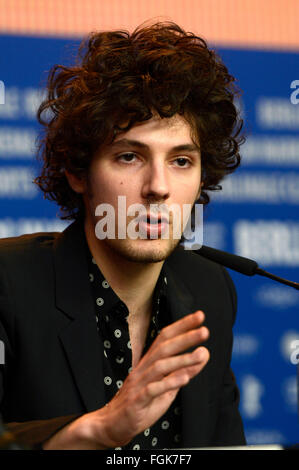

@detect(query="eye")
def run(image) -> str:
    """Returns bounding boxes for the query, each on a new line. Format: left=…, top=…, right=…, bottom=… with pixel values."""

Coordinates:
left=173, top=157, right=192, bottom=168
left=117, top=152, right=138, bottom=163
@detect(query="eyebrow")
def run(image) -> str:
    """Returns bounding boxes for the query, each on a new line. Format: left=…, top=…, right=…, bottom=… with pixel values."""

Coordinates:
left=109, top=138, right=200, bottom=154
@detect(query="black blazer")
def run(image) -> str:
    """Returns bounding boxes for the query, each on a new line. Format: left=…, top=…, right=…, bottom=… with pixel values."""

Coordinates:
left=0, top=220, right=245, bottom=448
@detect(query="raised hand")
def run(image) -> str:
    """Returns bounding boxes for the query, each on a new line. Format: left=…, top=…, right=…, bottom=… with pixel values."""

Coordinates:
left=43, top=310, right=209, bottom=450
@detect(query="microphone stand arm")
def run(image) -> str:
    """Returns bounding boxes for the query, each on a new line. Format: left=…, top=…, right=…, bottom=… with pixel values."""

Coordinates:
left=255, top=267, right=299, bottom=290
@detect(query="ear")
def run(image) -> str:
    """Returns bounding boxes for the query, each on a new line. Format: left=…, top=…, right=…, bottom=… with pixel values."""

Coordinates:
left=65, top=169, right=86, bottom=194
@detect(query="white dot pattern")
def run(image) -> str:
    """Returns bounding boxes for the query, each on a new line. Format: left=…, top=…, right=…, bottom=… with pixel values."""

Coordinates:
left=116, top=380, right=123, bottom=389
left=87, top=248, right=182, bottom=450
left=96, top=297, right=104, bottom=307
left=104, top=376, right=112, bottom=386
left=152, top=437, right=158, bottom=446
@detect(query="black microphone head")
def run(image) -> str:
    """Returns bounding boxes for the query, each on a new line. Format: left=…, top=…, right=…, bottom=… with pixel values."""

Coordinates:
left=197, top=245, right=259, bottom=276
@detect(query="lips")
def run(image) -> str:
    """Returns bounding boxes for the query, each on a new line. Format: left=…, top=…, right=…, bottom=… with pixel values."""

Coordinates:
left=140, top=213, right=169, bottom=224
left=137, top=213, right=169, bottom=238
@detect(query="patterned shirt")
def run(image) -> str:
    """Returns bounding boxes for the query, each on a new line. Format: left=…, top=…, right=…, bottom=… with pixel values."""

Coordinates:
left=86, top=246, right=182, bottom=450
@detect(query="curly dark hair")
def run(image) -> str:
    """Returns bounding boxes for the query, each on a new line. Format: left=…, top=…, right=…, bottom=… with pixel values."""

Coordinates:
left=35, top=21, right=244, bottom=221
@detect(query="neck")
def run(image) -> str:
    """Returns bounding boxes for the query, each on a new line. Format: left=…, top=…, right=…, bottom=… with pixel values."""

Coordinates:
left=84, top=220, right=164, bottom=316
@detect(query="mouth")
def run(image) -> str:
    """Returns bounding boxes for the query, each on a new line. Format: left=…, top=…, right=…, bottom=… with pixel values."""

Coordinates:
left=138, top=213, right=169, bottom=238
left=147, top=213, right=168, bottom=224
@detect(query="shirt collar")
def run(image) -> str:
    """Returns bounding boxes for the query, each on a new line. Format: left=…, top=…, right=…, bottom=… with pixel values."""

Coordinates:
left=84, top=238, right=168, bottom=323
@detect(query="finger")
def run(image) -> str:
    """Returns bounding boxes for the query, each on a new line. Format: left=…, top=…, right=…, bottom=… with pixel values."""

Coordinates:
left=132, top=312, right=208, bottom=375
left=150, top=324, right=209, bottom=362
left=155, top=311, right=206, bottom=345
left=181, top=346, right=210, bottom=376
left=139, top=346, right=208, bottom=384
left=135, top=326, right=209, bottom=377
left=139, top=348, right=209, bottom=404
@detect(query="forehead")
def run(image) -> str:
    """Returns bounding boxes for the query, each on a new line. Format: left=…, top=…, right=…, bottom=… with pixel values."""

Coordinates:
left=113, top=113, right=196, bottom=146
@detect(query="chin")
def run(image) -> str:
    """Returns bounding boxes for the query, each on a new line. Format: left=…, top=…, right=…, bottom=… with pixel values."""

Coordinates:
left=104, top=238, right=180, bottom=264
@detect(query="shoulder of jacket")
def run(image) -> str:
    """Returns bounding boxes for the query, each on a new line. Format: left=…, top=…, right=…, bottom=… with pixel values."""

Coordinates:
left=0, top=231, right=60, bottom=261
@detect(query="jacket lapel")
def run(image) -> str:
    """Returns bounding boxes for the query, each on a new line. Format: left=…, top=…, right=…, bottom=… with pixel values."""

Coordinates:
left=164, top=258, right=210, bottom=447
left=53, top=221, right=105, bottom=412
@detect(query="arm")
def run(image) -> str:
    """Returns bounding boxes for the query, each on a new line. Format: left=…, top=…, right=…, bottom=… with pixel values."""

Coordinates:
left=42, top=311, right=210, bottom=450
left=3, top=415, right=81, bottom=449
left=0, top=268, right=80, bottom=449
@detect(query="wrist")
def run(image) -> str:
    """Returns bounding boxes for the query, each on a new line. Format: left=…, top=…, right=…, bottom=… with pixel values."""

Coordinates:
left=86, top=405, right=133, bottom=449
left=42, top=412, right=110, bottom=450
left=67, top=411, right=113, bottom=450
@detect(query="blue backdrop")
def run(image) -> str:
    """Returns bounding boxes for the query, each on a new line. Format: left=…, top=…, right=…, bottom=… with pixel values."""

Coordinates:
left=0, top=34, right=298, bottom=446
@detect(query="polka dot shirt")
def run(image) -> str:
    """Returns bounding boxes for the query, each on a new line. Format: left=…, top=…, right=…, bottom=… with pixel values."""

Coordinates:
left=87, top=250, right=182, bottom=450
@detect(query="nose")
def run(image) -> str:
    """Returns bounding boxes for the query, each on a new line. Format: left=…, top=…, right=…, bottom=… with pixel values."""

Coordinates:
left=141, top=160, right=170, bottom=202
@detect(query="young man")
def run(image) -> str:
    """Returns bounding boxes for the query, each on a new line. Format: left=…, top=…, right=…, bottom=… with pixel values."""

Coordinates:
left=0, top=22, right=245, bottom=449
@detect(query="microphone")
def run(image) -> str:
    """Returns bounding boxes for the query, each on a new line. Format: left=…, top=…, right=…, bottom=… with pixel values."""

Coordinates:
left=197, top=245, right=299, bottom=290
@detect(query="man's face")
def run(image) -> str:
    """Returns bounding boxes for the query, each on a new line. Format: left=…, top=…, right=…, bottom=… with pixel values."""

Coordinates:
left=72, top=113, right=202, bottom=263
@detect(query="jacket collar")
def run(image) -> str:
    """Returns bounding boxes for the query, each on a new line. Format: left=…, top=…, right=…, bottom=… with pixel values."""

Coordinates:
left=53, top=220, right=105, bottom=412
